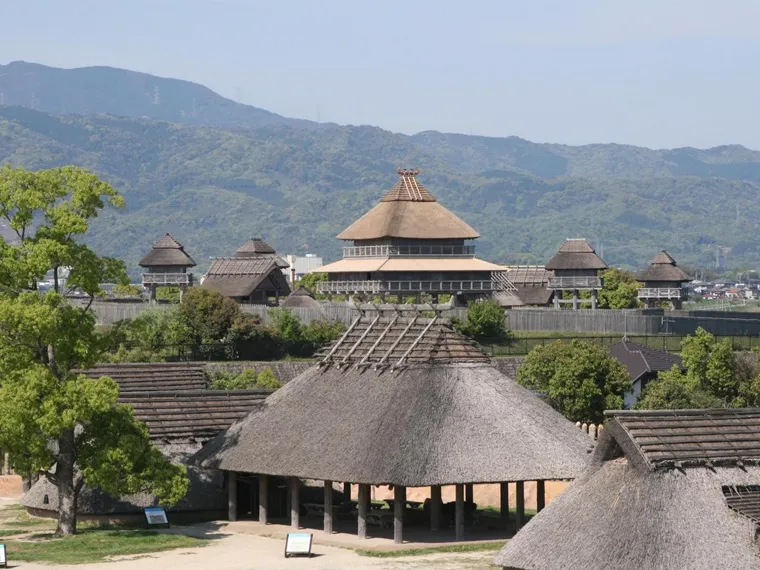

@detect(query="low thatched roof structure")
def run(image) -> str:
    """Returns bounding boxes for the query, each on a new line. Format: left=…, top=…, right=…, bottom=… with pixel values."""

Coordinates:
left=545, top=239, right=607, bottom=271
left=194, top=311, right=593, bottom=486
left=235, top=238, right=280, bottom=258
left=280, top=286, right=323, bottom=309
left=608, top=340, right=683, bottom=386
left=81, top=363, right=209, bottom=394
left=138, top=234, right=196, bottom=268
left=500, top=266, right=554, bottom=307
left=201, top=256, right=290, bottom=299
left=495, top=409, right=760, bottom=570
left=636, top=250, right=691, bottom=283
left=337, top=169, right=480, bottom=241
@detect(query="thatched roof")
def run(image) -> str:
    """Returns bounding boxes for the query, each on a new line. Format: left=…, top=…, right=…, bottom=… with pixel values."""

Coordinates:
left=138, top=233, right=196, bottom=268
left=337, top=170, right=480, bottom=241
left=235, top=237, right=277, bottom=257
left=81, top=363, right=208, bottom=394
left=544, top=239, right=607, bottom=271
left=635, top=250, right=692, bottom=283
left=608, top=340, right=683, bottom=385
left=495, top=409, right=760, bottom=570
left=504, top=266, right=553, bottom=286
left=280, top=286, right=323, bottom=309
left=194, top=314, right=593, bottom=485
left=201, top=257, right=291, bottom=298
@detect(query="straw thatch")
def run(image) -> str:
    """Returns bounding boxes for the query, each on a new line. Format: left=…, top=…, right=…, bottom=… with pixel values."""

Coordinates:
left=545, top=239, right=607, bottom=271
left=138, top=233, right=196, bottom=268
left=194, top=314, right=593, bottom=485
left=608, top=340, right=683, bottom=385
left=635, top=250, right=692, bottom=283
left=280, top=286, right=323, bottom=309
left=235, top=237, right=277, bottom=257
left=80, top=363, right=209, bottom=394
left=337, top=170, right=480, bottom=241
left=202, top=256, right=291, bottom=299
left=495, top=409, right=760, bottom=570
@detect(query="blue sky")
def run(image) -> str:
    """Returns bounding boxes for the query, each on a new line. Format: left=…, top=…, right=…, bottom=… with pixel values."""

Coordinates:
left=2, top=0, right=759, bottom=148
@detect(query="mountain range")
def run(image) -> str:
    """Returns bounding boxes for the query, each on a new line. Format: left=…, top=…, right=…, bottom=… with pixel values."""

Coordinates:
left=1, top=60, right=759, bottom=276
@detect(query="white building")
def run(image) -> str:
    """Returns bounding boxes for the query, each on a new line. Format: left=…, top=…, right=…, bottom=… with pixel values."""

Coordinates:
left=284, top=254, right=323, bottom=284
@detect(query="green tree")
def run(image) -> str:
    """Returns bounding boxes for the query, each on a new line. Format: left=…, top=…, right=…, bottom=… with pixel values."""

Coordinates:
left=269, top=308, right=304, bottom=341
left=0, top=165, right=187, bottom=536
left=517, top=340, right=631, bottom=423
left=296, top=272, right=327, bottom=293
left=179, top=287, right=240, bottom=344
left=453, top=299, right=509, bottom=342
left=597, top=268, right=641, bottom=309
left=636, top=366, right=722, bottom=410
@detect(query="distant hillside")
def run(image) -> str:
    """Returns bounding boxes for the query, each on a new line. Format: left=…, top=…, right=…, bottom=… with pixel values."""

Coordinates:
left=2, top=104, right=760, bottom=277
left=0, top=61, right=309, bottom=129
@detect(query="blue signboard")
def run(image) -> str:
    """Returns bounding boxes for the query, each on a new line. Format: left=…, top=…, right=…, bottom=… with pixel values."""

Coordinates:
left=144, top=507, right=169, bottom=528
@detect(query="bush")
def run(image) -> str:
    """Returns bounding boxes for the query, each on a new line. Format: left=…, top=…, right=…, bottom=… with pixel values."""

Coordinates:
left=180, top=288, right=240, bottom=344
left=210, top=367, right=282, bottom=390
left=453, top=300, right=509, bottom=342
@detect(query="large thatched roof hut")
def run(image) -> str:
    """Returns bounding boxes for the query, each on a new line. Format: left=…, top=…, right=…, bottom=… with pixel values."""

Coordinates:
left=545, top=239, right=607, bottom=309
left=495, top=408, right=760, bottom=570
left=194, top=307, right=592, bottom=542
left=636, top=250, right=692, bottom=309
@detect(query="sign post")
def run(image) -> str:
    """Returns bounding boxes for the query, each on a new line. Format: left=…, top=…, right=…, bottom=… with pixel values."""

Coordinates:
left=0, top=543, right=7, bottom=568
left=144, top=507, right=170, bottom=529
left=284, top=533, right=313, bottom=558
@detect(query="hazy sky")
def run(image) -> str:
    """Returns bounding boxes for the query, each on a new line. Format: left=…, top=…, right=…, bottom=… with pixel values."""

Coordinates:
left=2, top=0, right=759, bottom=148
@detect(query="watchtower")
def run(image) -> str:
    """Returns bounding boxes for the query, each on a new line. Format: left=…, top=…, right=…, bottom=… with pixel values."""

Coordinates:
left=545, top=239, right=607, bottom=309
left=636, top=250, right=691, bottom=309
left=139, top=234, right=196, bottom=302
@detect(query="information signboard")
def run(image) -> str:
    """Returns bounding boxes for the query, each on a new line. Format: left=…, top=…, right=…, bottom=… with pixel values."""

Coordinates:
left=284, top=533, right=313, bottom=558
left=144, top=507, right=169, bottom=528
left=0, top=543, right=6, bottom=568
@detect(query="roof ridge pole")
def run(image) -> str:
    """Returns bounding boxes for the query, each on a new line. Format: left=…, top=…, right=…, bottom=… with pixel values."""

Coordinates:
left=396, top=315, right=438, bottom=367
left=358, top=314, right=400, bottom=366
left=377, top=315, right=419, bottom=366
left=341, top=313, right=382, bottom=364
left=321, top=313, right=363, bottom=364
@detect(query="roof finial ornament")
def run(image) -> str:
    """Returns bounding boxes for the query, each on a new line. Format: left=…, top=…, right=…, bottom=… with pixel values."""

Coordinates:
left=397, top=168, right=420, bottom=177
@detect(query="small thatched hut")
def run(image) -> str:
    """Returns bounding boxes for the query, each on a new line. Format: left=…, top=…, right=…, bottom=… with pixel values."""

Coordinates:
left=495, top=408, right=760, bottom=570
left=280, top=286, right=322, bottom=310
left=636, top=250, right=692, bottom=309
left=501, top=266, right=554, bottom=307
left=545, top=239, right=607, bottom=309
left=194, top=306, right=593, bottom=543
left=139, top=234, right=196, bottom=302
left=201, top=238, right=291, bottom=304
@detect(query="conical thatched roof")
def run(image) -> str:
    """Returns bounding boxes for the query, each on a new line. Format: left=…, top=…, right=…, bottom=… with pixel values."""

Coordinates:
left=545, top=239, right=607, bottom=271
left=635, top=250, right=691, bottom=283
left=138, top=233, right=196, bottom=268
left=337, top=169, right=480, bottom=241
left=194, top=313, right=593, bottom=486
left=495, top=409, right=760, bottom=570
left=280, top=286, right=322, bottom=309
left=235, top=238, right=276, bottom=257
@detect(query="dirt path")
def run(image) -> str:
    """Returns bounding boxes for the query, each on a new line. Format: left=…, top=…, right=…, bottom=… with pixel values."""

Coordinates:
left=11, top=532, right=496, bottom=570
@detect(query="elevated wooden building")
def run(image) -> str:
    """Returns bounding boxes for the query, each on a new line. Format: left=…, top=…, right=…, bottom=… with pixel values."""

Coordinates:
left=316, top=169, right=518, bottom=305
left=139, top=234, right=196, bottom=302
left=201, top=238, right=291, bottom=304
left=545, top=239, right=607, bottom=310
left=636, top=250, right=691, bottom=309
left=194, top=306, right=592, bottom=544
left=496, top=409, right=760, bottom=570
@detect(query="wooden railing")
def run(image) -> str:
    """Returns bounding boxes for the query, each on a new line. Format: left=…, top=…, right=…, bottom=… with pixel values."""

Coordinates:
left=548, top=276, right=603, bottom=289
left=342, top=245, right=476, bottom=258
left=141, top=273, right=192, bottom=285
left=638, top=288, right=683, bottom=300
left=317, top=279, right=497, bottom=294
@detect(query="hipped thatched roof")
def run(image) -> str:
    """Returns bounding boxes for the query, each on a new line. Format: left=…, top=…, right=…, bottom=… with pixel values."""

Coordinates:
left=138, top=233, right=196, bottom=268
left=194, top=314, right=593, bottom=486
left=635, top=250, right=692, bottom=283
left=202, top=257, right=290, bottom=298
left=495, top=409, right=760, bottom=570
left=280, top=286, right=323, bottom=309
left=337, top=170, right=480, bottom=241
left=545, top=239, right=607, bottom=271
left=608, top=340, right=683, bottom=384
left=235, top=238, right=277, bottom=257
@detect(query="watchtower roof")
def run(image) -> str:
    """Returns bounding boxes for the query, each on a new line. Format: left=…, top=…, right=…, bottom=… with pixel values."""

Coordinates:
left=138, top=233, right=196, bottom=268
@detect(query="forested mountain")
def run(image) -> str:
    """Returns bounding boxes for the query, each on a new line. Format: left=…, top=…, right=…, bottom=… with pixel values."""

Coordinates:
left=1, top=62, right=759, bottom=276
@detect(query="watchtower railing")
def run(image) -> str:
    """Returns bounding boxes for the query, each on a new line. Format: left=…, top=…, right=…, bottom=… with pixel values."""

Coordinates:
left=548, top=276, right=603, bottom=289
left=638, top=287, right=684, bottom=300
left=342, top=245, right=476, bottom=258
left=317, top=279, right=497, bottom=294
left=141, top=273, right=193, bottom=285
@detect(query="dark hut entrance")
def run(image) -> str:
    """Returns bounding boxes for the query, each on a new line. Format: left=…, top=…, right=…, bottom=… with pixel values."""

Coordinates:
left=232, top=474, right=288, bottom=521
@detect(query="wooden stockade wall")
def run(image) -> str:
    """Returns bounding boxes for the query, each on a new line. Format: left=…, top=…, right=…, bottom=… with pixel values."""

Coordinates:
left=576, top=422, right=603, bottom=442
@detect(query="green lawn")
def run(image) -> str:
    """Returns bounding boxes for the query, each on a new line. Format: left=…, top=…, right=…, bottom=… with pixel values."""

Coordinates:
left=4, top=529, right=207, bottom=565
left=355, top=540, right=505, bottom=558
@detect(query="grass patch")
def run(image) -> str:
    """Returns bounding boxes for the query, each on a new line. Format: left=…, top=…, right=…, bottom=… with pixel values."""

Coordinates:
left=355, top=540, right=505, bottom=558
left=5, top=529, right=206, bottom=565
left=4, top=518, right=55, bottom=528
left=0, top=529, right=25, bottom=537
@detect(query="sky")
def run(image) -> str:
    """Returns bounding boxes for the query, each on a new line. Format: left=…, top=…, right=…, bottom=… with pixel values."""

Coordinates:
left=2, top=0, right=760, bottom=149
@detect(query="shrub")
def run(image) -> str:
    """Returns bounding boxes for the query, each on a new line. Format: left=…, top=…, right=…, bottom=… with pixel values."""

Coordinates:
left=209, top=367, right=282, bottom=390
left=453, top=299, right=509, bottom=342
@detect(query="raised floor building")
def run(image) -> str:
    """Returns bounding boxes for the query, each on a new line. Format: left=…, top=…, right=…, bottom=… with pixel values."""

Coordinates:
left=636, top=250, right=691, bottom=309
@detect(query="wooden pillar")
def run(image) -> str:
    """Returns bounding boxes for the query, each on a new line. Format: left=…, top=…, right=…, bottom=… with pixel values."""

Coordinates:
left=430, top=485, right=442, bottom=532
left=258, top=474, right=268, bottom=524
left=343, top=482, right=351, bottom=502
left=500, top=482, right=509, bottom=520
left=516, top=481, right=525, bottom=529
left=553, top=293, right=560, bottom=309
left=591, top=289, right=598, bottom=310
left=393, top=485, right=404, bottom=544
left=358, top=484, right=370, bottom=539
left=228, top=472, right=237, bottom=521
left=290, top=477, right=300, bottom=528
left=536, top=480, right=546, bottom=512
left=455, top=484, right=465, bottom=541
left=324, top=481, right=333, bottom=534
left=465, top=483, right=474, bottom=506
left=572, top=290, right=579, bottom=310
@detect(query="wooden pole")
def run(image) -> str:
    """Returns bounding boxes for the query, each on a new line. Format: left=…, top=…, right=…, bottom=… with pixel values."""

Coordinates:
left=258, top=474, right=268, bottom=524
left=536, top=480, right=546, bottom=512
left=343, top=482, right=351, bottom=502
left=455, top=484, right=465, bottom=541
left=227, top=472, right=237, bottom=522
left=393, top=485, right=404, bottom=544
left=290, top=477, right=300, bottom=529
left=358, top=484, right=370, bottom=539
left=430, top=485, right=442, bottom=532
left=465, top=483, right=474, bottom=506
left=500, top=481, right=509, bottom=521
left=516, top=481, right=525, bottom=529
left=324, top=480, right=333, bottom=534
